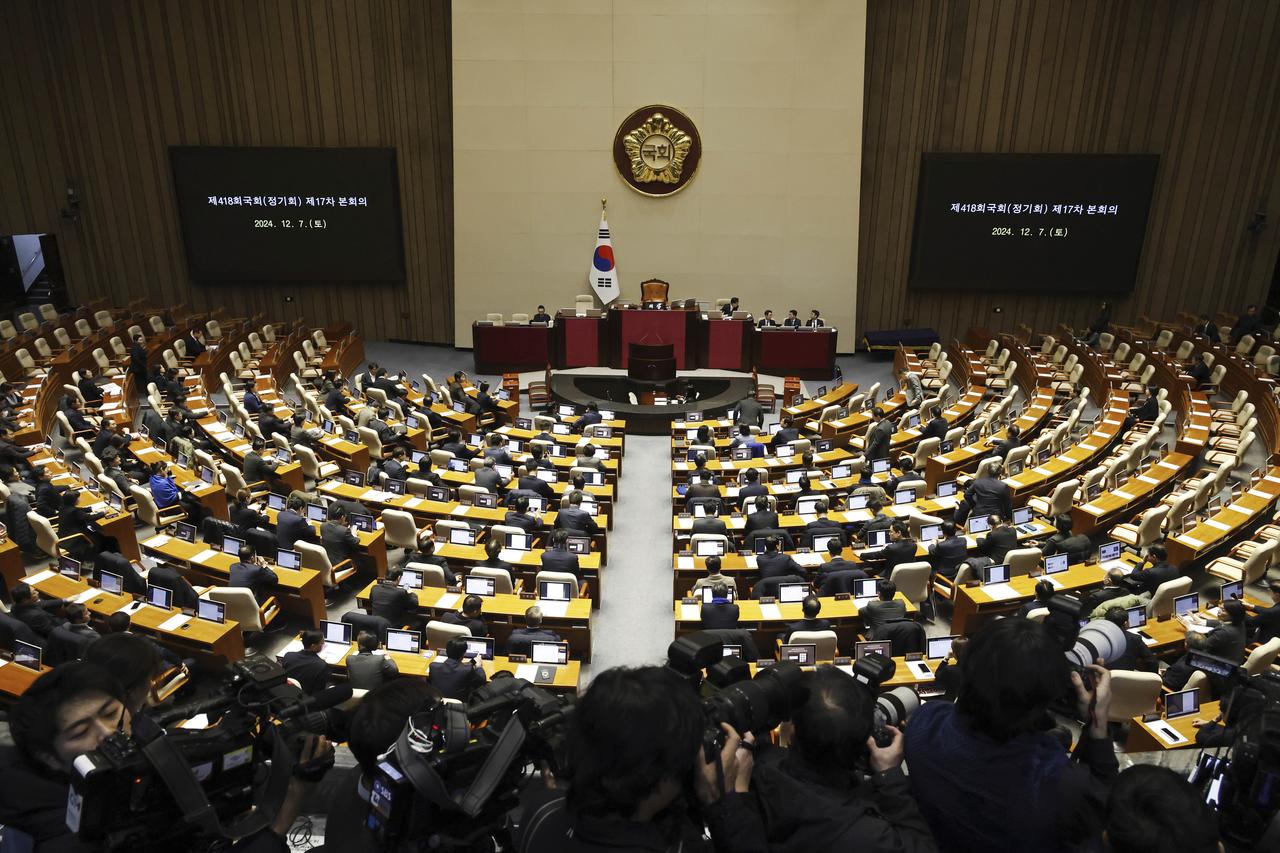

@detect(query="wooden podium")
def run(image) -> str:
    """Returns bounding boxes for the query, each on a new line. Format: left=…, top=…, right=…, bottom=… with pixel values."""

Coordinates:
left=627, top=342, right=676, bottom=381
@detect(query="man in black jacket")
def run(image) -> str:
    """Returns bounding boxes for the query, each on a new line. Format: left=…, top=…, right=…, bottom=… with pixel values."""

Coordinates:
left=9, top=583, right=65, bottom=638
left=757, top=536, right=803, bottom=582
left=95, top=550, right=148, bottom=596
left=441, top=594, right=488, bottom=638
left=1078, top=567, right=1132, bottom=618
left=1127, top=544, right=1179, bottom=596
left=1040, top=514, right=1091, bottom=563
left=817, top=537, right=866, bottom=580
left=517, top=460, right=555, bottom=501
left=686, top=469, right=721, bottom=501
left=129, top=334, right=149, bottom=383
left=928, top=522, right=968, bottom=579
left=865, top=410, right=895, bottom=461
left=977, top=514, right=1019, bottom=564
left=504, top=495, right=542, bottom=533
left=439, top=428, right=476, bottom=461
left=965, top=463, right=1013, bottom=519
left=370, top=568, right=418, bottom=626
left=737, top=467, right=768, bottom=503
left=428, top=636, right=487, bottom=701
left=276, top=495, right=318, bottom=550
left=743, top=495, right=780, bottom=537
left=1195, top=315, right=1220, bottom=343
left=770, top=416, right=800, bottom=448
left=700, top=583, right=740, bottom=629
left=1101, top=607, right=1158, bottom=672
left=506, top=605, right=563, bottom=656
left=555, top=491, right=600, bottom=534
left=736, top=393, right=764, bottom=428
left=282, top=630, right=331, bottom=696
left=1247, top=580, right=1280, bottom=643
left=877, top=520, right=919, bottom=574
left=321, top=505, right=361, bottom=568
left=920, top=405, right=948, bottom=442
left=786, top=596, right=832, bottom=640
left=540, top=529, right=581, bottom=577
left=228, top=544, right=279, bottom=604
left=740, top=667, right=937, bottom=853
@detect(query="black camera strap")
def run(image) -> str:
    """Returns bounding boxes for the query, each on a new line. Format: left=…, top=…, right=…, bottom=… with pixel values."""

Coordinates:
left=395, top=708, right=529, bottom=818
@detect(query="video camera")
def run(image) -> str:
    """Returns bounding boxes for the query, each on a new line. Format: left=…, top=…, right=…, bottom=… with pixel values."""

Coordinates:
left=68, top=657, right=344, bottom=851
left=367, top=675, right=573, bottom=852
left=1187, top=658, right=1280, bottom=849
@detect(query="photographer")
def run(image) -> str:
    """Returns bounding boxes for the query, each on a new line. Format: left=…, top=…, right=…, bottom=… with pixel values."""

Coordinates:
left=1102, top=764, right=1221, bottom=853
left=737, top=666, right=937, bottom=852
left=904, top=617, right=1117, bottom=852
left=517, top=665, right=752, bottom=852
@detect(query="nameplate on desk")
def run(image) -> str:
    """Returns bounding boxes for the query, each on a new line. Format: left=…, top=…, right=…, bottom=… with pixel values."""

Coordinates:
left=158, top=613, right=192, bottom=632
left=402, top=497, right=424, bottom=509
left=23, top=569, right=56, bottom=585
left=1248, top=489, right=1271, bottom=500
left=450, top=506, right=470, bottom=516
left=1114, top=490, right=1137, bottom=501
left=981, top=583, right=1019, bottom=601
left=144, top=534, right=172, bottom=548
left=434, top=592, right=461, bottom=610
left=1032, top=466, right=1053, bottom=476
left=680, top=604, right=700, bottom=620
left=758, top=603, right=782, bottom=620
left=1137, top=476, right=1160, bottom=485
left=1150, top=722, right=1188, bottom=746
left=190, top=549, right=219, bottom=563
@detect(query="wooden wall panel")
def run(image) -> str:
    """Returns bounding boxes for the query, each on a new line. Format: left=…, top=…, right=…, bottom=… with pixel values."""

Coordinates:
left=0, top=0, right=454, bottom=343
left=859, top=0, right=1280, bottom=343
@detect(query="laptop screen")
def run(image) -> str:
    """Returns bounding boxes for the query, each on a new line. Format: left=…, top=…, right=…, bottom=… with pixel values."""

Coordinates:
left=306, top=504, right=327, bottom=522
left=1044, top=553, right=1069, bottom=574
left=321, top=620, right=352, bottom=645
left=1220, top=580, right=1244, bottom=602
left=854, top=640, right=893, bottom=659
left=831, top=464, right=852, bottom=480
left=778, top=583, right=808, bottom=604
left=13, top=640, right=41, bottom=670
left=926, top=635, right=957, bottom=661
left=1173, top=592, right=1199, bottom=616
left=463, top=637, right=495, bottom=660
left=428, top=486, right=451, bottom=502
left=871, top=459, right=890, bottom=474
left=919, top=524, right=942, bottom=543
left=695, top=539, right=725, bottom=557
left=847, top=494, right=869, bottom=510
left=983, top=564, right=1011, bottom=585
left=58, top=556, right=81, bottom=578
left=865, top=529, right=889, bottom=549
left=811, top=533, right=839, bottom=553
left=223, top=535, right=244, bottom=555
left=1098, top=541, right=1122, bottom=562
left=505, top=532, right=531, bottom=552
left=399, top=569, right=423, bottom=590
left=539, top=580, right=572, bottom=602
left=852, top=578, right=879, bottom=599
left=778, top=644, right=816, bottom=665
left=196, top=599, right=226, bottom=623
left=350, top=513, right=375, bottom=532
left=531, top=641, right=569, bottom=665
left=464, top=575, right=496, bottom=597
left=1165, top=688, right=1200, bottom=720
left=200, top=466, right=216, bottom=484
left=566, top=536, right=590, bottom=555
left=277, top=549, right=301, bottom=570
left=1013, top=507, right=1033, bottom=525
left=967, top=515, right=991, bottom=534
left=147, top=584, right=173, bottom=610
left=701, top=586, right=736, bottom=604
left=449, top=527, right=476, bottom=546
left=894, top=488, right=916, bottom=505
left=386, top=629, right=421, bottom=653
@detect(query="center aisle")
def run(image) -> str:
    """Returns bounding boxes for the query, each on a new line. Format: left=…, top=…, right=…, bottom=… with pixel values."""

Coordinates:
left=580, top=433, right=675, bottom=683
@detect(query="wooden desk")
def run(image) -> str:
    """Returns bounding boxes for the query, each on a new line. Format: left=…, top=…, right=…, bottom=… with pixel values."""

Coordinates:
left=0, top=538, right=27, bottom=594
left=1071, top=452, right=1195, bottom=535
left=355, top=582, right=595, bottom=662
left=128, top=438, right=230, bottom=521
left=1167, top=468, right=1280, bottom=565
left=924, top=389, right=1056, bottom=493
left=1004, top=399, right=1129, bottom=502
left=1126, top=701, right=1221, bottom=752
left=950, top=564, right=1108, bottom=635
left=23, top=568, right=245, bottom=667
left=0, top=660, right=50, bottom=700
left=194, top=414, right=305, bottom=492
left=280, top=637, right=580, bottom=693
left=747, top=655, right=942, bottom=689
left=673, top=592, right=918, bottom=653
left=780, top=383, right=859, bottom=423
left=260, top=505, right=389, bottom=577
left=140, top=533, right=326, bottom=626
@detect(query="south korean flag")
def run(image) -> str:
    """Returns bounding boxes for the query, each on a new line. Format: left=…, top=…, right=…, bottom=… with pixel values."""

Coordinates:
left=588, top=211, right=619, bottom=306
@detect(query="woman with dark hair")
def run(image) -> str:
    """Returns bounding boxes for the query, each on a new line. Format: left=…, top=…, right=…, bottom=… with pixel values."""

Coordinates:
left=903, top=617, right=1116, bottom=852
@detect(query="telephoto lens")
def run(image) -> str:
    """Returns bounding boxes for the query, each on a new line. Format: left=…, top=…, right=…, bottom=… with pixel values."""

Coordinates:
left=1065, top=619, right=1127, bottom=669
left=872, top=686, right=920, bottom=746
left=703, top=660, right=805, bottom=735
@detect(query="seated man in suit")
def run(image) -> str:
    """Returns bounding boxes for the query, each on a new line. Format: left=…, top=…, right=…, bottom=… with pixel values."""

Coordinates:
left=977, top=513, right=1019, bottom=564
left=531, top=305, right=552, bottom=324
left=321, top=504, right=362, bottom=569
left=757, top=309, right=780, bottom=329
left=1101, top=607, right=1158, bottom=673
left=572, top=402, right=603, bottom=434
left=928, top=521, right=968, bottom=580
left=737, top=468, right=768, bottom=504
left=281, top=629, right=331, bottom=696
left=783, top=309, right=802, bottom=328
left=685, top=469, right=721, bottom=502
left=804, top=498, right=847, bottom=544
left=757, top=536, right=803, bottom=581
left=441, top=594, right=489, bottom=638
left=691, top=505, right=729, bottom=537
left=574, top=443, right=606, bottom=472
left=1016, top=580, right=1057, bottom=618
left=770, top=416, right=800, bottom=449
left=1247, top=580, right=1280, bottom=643
left=877, top=520, right=919, bottom=574
left=504, top=495, right=542, bottom=534
left=429, top=636, right=487, bottom=701
left=1039, top=514, right=1091, bottom=563
left=862, top=579, right=907, bottom=633
left=371, top=567, right=419, bottom=626
left=183, top=327, right=207, bottom=358
left=381, top=446, right=411, bottom=482
left=1187, top=353, right=1213, bottom=385
left=805, top=309, right=825, bottom=328
left=400, top=538, right=458, bottom=586
left=346, top=631, right=400, bottom=690
left=439, top=428, right=476, bottom=461
left=1127, top=543, right=1179, bottom=596
left=506, top=606, right=563, bottom=657
left=76, top=367, right=104, bottom=408
left=991, top=425, right=1021, bottom=461
left=1130, top=388, right=1160, bottom=423
left=729, top=425, right=766, bottom=458
left=965, top=463, right=1013, bottom=519
left=886, top=458, right=926, bottom=496
left=700, top=582, right=740, bottom=629
left=555, top=491, right=600, bottom=535
left=469, top=457, right=504, bottom=494
left=50, top=604, right=101, bottom=660
left=861, top=500, right=893, bottom=538
left=1077, top=567, right=1131, bottom=618
left=147, top=562, right=201, bottom=612
left=743, top=494, right=780, bottom=537
left=540, top=529, right=580, bottom=577
left=817, top=537, right=866, bottom=580
left=228, top=543, right=279, bottom=604
left=691, top=555, right=739, bottom=596
left=720, top=296, right=740, bottom=317
left=482, top=433, right=514, bottom=467
left=94, top=550, right=148, bottom=597
left=276, top=495, right=318, bottom=550
left=920, top=405, right=948, bottom=443
left=527, top=444, right=557, bottom=471
left=477, top=537, right=515, bottom=574
left=787, top=595, right=832, bottom=640
left=514, top=460, right=554, bottom=502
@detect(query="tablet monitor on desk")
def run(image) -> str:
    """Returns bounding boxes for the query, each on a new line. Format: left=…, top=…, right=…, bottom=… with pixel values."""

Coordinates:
left=427, top=487, right=451, bottom=502
left=1044, top=553, right=1069, bottom=575
left=272, top=548, right=299, bottom=570
left=1125, top=605, right=1148, bottom=629
left=98, top=570, right=123, bottom=595
left=1173, top=592, right=1199, bottom=616
left=566, top=536, right=590, bottom=555
left=775, top=445, right=795, bottom=459
left=147, top=584, right=173, bottom=610
left=557, top=405, right=577, bottom=417
left=274, top=449, right=291, bottom=464
left=174, top=522, right=196, bottom=543
left=778, top=644, right=817, bottom=666
left=58, top=556, right=81, bottom=579
left=1098, top=541, right=1123, bottom=563
left=344, top=469, right=365, bottom=487
left=893, top=488, right=916, bottom=505
left=449, top=527, right=476, bottom=546
left=197, top=599, right=226, bottom=624
left=13, top=640, right=41, bottom=671
left=831, top=464, right=852, bottom=480
left=701, top=586, right=735, bottom=604
left=1013, top=507, right=1033, bottom=525
left=871, top=459, right=890, bottom=474
left=854, top=640, right=892, bottom=660
left=852, top=579, right=879, bottom=599
left=267, top=493, right=287, bottom=511
left=464, top=576, right=496, bottom=597
left=200, top=466, right=216, bottom=485
left=539, top=580, right=573, bottom=602
left=695, top=539, right=726, bottom=557
left=967, top=516, right=991, bottom=535
left=322, top=620, right=352, bottom=645
left=1165, top=687, right=1200, bottom=720
left=811, top=533, right=840, bottom=553
left=399, top=569, right=423, bottom=590
left=796, top=497, right=822, bottom=515
left=505, top=532, right=531, bottom=552
left=927, top=635, right=957, bottom=661
left=937, top=480, right=957, bottom=498
left=785, top=470, right=805, bottom=484
left=222, top=535, right=245, bottom=555
left=531, top=641, right=569, bottom=666
left=385, top=478, right=406, bottom=495
left=386, top=629, right=420, bottom=654
left=905, top=414, right=921, bottom=429
left=982, top=564, right=1010, bottom=585
left=306, top=504, right=327, bottom=522
left=864, top=529, right=889, bottom=549
left=551, top=423, right=571, bottom=436
left=940, top=440, right=954, bottom=453
left=1220, top=580, right=1244, bottom=602
left=463, top=637, right=495, bottom=660
left=447, top=459, right=468, bottom=473
left=847, top=494, right=869, bottom=510
left=778, top=583, right=809, bottom=604
left=350, top=513, right=375, bottom=533
left=919, top=524, right=941, bottom=544
left=176, top=451, right=191, bottom=469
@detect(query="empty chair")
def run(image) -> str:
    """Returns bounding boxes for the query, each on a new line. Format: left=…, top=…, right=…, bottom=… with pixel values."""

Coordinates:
left=205, top=319, right=222, bottom=339
left=93, top=310, right=113, bottom=329
left=206, top=587, right=279, bottom=633
left=294, top=445, right=340, bottom=482
left=295, top=540, right=357, bottom=588
left=18, top=311, right=38, bottom=332
left=405, top=562, right=449, bottom=588
left=426, top=620, right=471, bottom=651
left=1105, top=671, right=1163, bottom=722
left=39, top=303, right=58, bottom=322
left=27, top=511, right=90, bottom=559
left=1243, top=637, right=1280, bottom=676
left=53, top=327, right=72, bottom=349
left=1111, top=505, right=1169, bottom=549
left=382, top=509, right=426, bottom=550
left=1004, top=548, right=1043, bottom=576
left=535, top=570, right=583, bottom=598
left=1206, top=539, right=1278, bottom=585
left=485, top=313, right=504, bottom=325
left=0, top=319, right=16, bottom=340
left=1153, top=329, right=1173, bottom=350
left=1028, top=478, right=1079, bottom=518
left=1147, top=576, right=1193, bottom=619
left=888, top=562, right=931, bottom=608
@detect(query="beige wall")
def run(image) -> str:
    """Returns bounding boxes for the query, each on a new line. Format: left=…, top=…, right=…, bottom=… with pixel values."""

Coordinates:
left=453, top=0, right=866, bottom=348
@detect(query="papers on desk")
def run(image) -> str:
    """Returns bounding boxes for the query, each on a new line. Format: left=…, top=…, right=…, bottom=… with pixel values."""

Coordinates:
left=23, top=569, right=56, bottom=585
left=1137, top=475, right=1160, bottom=485
left=515, top=664, right=539, bottom=682
left=33, top=456, right=56, bottom=467
left=434, top=592, right=461, bottom=610
left=115, top=600, right=147, bottom=615
left=498, top=549, right=523, bottom=563
left=158, top=613, right=192, bottom=632
left=680, top=604, right=700, bottom=621
left=1114, top=490, right=1137, bottom=501
left=144, top=534, right=172, bottom=548
left=539, top=600, right=569, bottom=618
left=72, top=588, right=100, bottom=604
left=907, top=660, right=935, bottom=681
left=190, top=549, right=219, bottom=564
left=1150, top=721, right=1188, bottom=746
left=793, top=552, right=825, bottom=568
left=319, top=644, right=350, bottom=664
left=1032, top=466, right=1053, bottom=476
left=677, top=556, right=694, bottom=569
left=101, top=382, right=122, bottom=395
left=402, top=497, right=425, bottom=509
left=758, top=603, right=782, bottom=621
left=365, top=490, right=392, bottom=502
left=180, top=714, right=210, bottom=730
left=981, top=583, right=1019, bottom=601
left=931, top=496, right=958, bottom=510
left=1185, top=624, right=1214, bottom=635
left=1204, top=519, right=1231, bottom=532
left=1178, top=535, right=1205, bottom=549
left=0, top=659, right=8, bottom=668
left=724, top=486, right=740, bottom=497
left=1100, top=560, right=1133, bottom=575
left=744, top=555, right=758, bottom=569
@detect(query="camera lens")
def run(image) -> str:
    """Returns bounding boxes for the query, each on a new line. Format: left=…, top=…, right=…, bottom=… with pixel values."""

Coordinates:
left=873, top=686, right=920, bottom=729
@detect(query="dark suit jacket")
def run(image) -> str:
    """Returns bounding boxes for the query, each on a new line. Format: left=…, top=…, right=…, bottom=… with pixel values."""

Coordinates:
left=786, top=617, right=832, bottom=640
left=692, top=517, right=729, bottom=536
left=441, top=611, right=488, bottom=638
left=928, top=536, right=968, bottom=579
left=744, top=510, right=781, bottom=536
left=771, top=428, right=800, bottom=448
left=504, top=511, right=540, bottom=533
left=1042, top=533, right=1092, bottom=564
left=276, top=510, right=317, bottom=549
left=880, top=539, right=920, bottom=573
left=738, top=483, right=768, bottom=503
left=229, top=561, right=279, bottom=603
left=865, top=421, right=894, bottom=460
left=921, top=417, right=948, bottom=442
left=429, top=656, right=487, bottom=700
left=966, top=476, right=1013, bottom=519
left=555, top=506, right=599, bottom=534
left=370, top=581, right=417, bottom=625
left=540, top=547, right=580, bottom=576
left=1129, top=561, right=1179, bottom=596
left=321, top=520, right=360, bottom=565
left=517, top=475, right=555, bottom=501
left=736, top=398, right=764, bottom=428
left=11, top=600, right=63, bottom=638
left=506, top=627, right=563, bottom=657
left=978, top=527, right=1019, bottom=564
left=282, top=649, right=330, bottom=696
left=230, top=502, right=269, bottom=533
left=1248, top=603, right=1280, bottom=643
left=862, top=599, right=907, bottom=632
left=346, top=651, right=399, bottom=690
left=757, top=551, right=802, bottom=581
left=96, top=551, right=147, bottom=596
left=701, top=602, right=740, bottom=629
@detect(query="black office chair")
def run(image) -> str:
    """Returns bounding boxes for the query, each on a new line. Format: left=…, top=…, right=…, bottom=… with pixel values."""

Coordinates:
left=702, top=628, right=760, bottom=662
left=752, top=574, right=807, bottom=600
left=201, top=516, right=239, bottom=547
left=870, top=619, right=927, bottom=656
left=817, top=569, right=869, bottom=596
left=46, top=624, right=95, bottom=665
left=745, top=528, right=796, bottom=551
left=244, top=527, right=279, bottom=559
